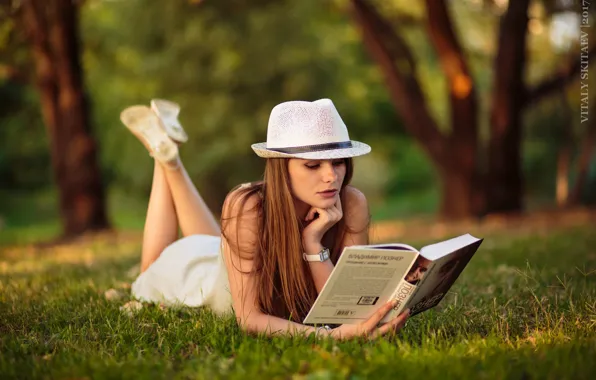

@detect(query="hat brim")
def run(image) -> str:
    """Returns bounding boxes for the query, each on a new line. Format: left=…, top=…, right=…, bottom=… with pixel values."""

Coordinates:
left=251, top=140, right=371, bottom=159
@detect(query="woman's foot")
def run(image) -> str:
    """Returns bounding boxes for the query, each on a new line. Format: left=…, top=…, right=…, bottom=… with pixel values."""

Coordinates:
left=150, top=99, right=188, bottom=143
left=120, top=105, right=180, bottom=170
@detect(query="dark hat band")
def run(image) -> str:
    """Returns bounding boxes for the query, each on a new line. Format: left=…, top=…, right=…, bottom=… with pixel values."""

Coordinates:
left=267, top=141, right=353, bottom=154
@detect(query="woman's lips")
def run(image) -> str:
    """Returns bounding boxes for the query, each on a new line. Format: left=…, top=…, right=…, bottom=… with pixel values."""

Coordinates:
left=318, top=190, right=337, bottom=198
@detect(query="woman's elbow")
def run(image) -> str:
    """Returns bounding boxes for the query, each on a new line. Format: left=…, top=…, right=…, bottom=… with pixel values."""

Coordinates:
left=235, top=310, right=264, bottom=334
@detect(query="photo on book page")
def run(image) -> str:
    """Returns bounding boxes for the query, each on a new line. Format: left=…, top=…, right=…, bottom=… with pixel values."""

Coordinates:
left=404, top=256, right=432, bottom=285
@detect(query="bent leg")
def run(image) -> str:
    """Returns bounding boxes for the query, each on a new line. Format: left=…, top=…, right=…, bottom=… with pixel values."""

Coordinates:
left=141, top=161, right=179, bottom=272
left=162, top=157, right=221, bottom=237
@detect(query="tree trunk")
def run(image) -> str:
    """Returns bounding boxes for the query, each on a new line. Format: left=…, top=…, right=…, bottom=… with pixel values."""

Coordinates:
left=486, top=0, right=530, bottom=213
left=350, top=0, right=587, bottom=218
left=439, top=163, right=483, bottom=219
left=425, top=0, right=484, bottom=218
left=556, top=146, right=572, bottom=206
left=21, top=0, right=109, bottom=237
left=349, top=0, right=444, bottom=164
left=569, top=104, right=596, bottom=205
left=350, top=0, right=484, bottom=219
left=556, top=92, right=573, bottom=207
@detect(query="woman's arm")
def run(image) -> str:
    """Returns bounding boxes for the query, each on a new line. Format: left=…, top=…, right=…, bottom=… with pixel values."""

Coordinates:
left=243, top=298, right=409, bottom=340
left=241, top=311, right=318, bottom=336
left=222, top=187, right=405, bottom=339
left=306, top=186, right=371, bottom=293
left=221, top=190, right=320, bottom=337
left=221, top=234, right=318, bottom=336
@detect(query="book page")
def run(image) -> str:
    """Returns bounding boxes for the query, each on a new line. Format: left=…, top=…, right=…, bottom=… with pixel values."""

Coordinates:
left=303, top=247, right=418, bottom=325
left=406, top=239, right=483, bottom=316
left=419, top=233, right=480, bottom=261
left=354, top=243, right=419, bottom=252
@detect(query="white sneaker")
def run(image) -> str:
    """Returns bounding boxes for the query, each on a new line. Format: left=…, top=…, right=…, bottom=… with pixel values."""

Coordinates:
left=120, top=105, right=179, bottom=169
left=150, top=99, right=189, bottom=143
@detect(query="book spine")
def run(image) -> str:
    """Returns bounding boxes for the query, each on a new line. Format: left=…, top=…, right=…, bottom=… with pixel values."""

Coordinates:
left=380, top=279, right=417, bottom=324
left=403, top=261, right=436, bottom=310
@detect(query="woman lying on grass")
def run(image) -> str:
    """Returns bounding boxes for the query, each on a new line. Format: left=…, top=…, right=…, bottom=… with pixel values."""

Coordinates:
left=119, top=98, right=410, bottom=339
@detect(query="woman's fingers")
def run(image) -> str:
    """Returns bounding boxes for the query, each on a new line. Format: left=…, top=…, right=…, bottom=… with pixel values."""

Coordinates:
left=308, top=208, right=336, bottom=223
left=305, top=207, right=320, bottom=222
left=334, top=198, right=343, bottom=214
left=326, top=208, right=338, bottom=222
left=333, top=307, right=409, bottom=340
left=372, top=309, right=410, bottom=338
left=328, top=204, right=342, bottom=222
left=304, top=203, right=342, bottom=226
left=362, top=300, right=397, bottom=331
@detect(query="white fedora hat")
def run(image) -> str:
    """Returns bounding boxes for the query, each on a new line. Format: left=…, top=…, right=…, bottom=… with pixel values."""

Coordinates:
left=251, top=99, right=371, bottom=159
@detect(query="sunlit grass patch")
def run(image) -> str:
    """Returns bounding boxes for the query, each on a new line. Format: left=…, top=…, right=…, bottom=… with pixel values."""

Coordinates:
left=1, top=226, right=595, bottom=379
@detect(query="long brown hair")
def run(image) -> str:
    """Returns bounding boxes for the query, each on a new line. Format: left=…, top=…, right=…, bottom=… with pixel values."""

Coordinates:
left=221, top=157, right=366, bottom=321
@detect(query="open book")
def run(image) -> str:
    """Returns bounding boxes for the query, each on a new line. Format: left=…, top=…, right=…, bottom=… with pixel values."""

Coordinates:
left=303, top=234, right=483, bottom=325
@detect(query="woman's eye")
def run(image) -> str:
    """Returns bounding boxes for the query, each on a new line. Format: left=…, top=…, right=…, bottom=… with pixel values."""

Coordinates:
left=306, top=164, right=320, bottom=170
left=333, top=160, right=345, bottom=166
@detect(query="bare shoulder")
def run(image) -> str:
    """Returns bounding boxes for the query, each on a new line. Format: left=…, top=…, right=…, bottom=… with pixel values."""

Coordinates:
left=344, top=185, right=368, bottom=205
left=221, top=185, right=261, bottom=257
left=222, top=186, right=261, bottom=219
left=343, top=185, right=370, bottom=230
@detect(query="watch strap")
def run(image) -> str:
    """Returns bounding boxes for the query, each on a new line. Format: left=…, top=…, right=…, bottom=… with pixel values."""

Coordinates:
left=303, top=247, right=330, bottom=262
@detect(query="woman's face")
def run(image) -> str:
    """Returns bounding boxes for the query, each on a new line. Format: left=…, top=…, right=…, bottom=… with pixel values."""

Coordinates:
left=287, top=158, right=347, bottom=210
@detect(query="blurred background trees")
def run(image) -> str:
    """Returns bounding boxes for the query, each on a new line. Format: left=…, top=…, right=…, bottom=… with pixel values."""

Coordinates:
left=17, top=0, right=108, bottom=236
left=350, top=0, right=595, bottom=218
left=1, top=0, right=594, bottom=239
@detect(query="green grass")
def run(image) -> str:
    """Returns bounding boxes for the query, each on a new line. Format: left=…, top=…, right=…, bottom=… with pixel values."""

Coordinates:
left=1, top=186, right=442, bottom=242
left=0, top=188, right=148, bottom=246
left=369, top=187, right=439, bottom=220
left=1, top=224, right=595, bottom=379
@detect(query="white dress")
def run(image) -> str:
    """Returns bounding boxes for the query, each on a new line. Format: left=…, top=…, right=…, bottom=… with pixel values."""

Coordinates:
left=131, top=234, right=233, bottom=316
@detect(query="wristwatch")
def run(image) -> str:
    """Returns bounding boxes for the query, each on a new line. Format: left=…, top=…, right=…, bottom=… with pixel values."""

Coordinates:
left=303, top=247, right=330, bottom=262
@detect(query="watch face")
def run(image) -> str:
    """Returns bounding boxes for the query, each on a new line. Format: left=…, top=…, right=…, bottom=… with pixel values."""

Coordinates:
left=320, top=248, right=330, bottom=261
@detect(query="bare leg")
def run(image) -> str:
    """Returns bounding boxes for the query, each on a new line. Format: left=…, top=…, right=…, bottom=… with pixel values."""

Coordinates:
left=141, top=161, right=179, bottom=272
left=162, top=157, right=221, bottom=237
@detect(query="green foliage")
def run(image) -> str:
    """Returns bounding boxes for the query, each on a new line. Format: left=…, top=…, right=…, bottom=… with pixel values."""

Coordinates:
left=2, top=0, right=595, bottom=218
left=0, top=84, right=50, bottom=189
left=0, top=187, right=152, bottom=246
left=523, top=84, right=596, bottom=205
left=384, top=137, right=438, bottom=194
left=80, top=0, right=404, bottom=208
left=1, top=226, right=595, bottom=378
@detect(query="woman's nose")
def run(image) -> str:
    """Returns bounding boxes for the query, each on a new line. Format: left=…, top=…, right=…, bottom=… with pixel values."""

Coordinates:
left=323, top=164, right=338, bottom=183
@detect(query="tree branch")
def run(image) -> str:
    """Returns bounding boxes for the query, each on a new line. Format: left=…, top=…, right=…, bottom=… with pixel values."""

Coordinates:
left=20, top=0, right=60, bottom=136
left=424, top=0, right=478, bottom=142
left=349, top=0, right=445, bottom=163
left=489, top=0, right=529, bottom=134
left=524, top=45, right=596, bottom=107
